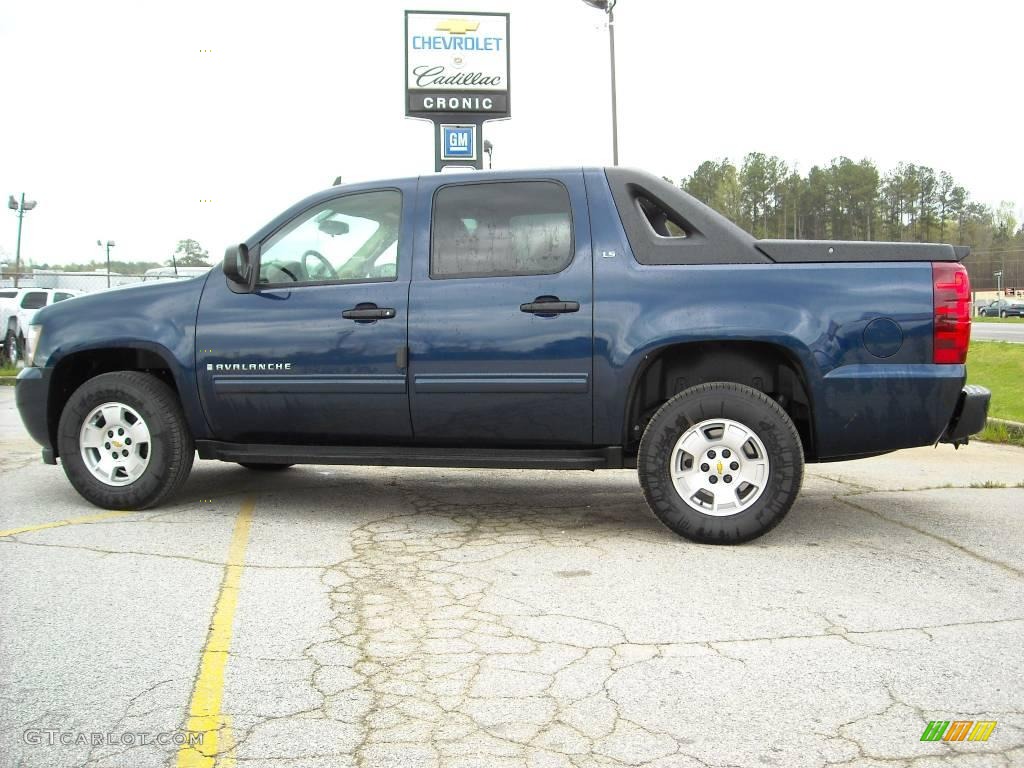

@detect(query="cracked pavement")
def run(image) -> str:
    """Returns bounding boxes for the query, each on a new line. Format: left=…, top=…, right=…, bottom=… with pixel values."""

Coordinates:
left=1, top=389, right=1023, bottom=767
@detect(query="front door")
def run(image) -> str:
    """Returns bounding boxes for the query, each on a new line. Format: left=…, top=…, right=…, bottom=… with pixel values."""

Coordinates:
left=408, top=174, right=594, bottom=446
left=196, top=187, right=413, bottom=444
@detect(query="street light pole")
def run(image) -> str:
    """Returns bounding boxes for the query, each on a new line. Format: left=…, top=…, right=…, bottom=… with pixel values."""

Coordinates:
left=7, top=193, right=38, bottom=288
left=14, top=194, right=25, bottom=288
left=581, top=0, right=619, bottom=166
left=98, top=239, right=116, bottom=288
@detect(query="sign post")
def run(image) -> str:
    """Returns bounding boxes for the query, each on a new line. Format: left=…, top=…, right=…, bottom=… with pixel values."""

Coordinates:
left=405, top=10, right=511, bottom=171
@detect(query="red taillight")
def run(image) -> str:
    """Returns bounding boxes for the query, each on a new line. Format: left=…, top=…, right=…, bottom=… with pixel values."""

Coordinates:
left=933, top=262, right=971, bottom=364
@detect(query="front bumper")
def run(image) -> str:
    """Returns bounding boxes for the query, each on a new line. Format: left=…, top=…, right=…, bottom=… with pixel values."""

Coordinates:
left=939, top=384, right=991, bottom=446
left=15, top=366, right=56, bottom=464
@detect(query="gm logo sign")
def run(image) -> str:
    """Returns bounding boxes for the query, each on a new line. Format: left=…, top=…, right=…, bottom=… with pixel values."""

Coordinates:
left=441, top=124, right=476, bottom=161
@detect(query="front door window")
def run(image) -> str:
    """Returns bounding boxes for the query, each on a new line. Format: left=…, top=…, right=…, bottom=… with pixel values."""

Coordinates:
left=258, top=190, right=402, bottom=286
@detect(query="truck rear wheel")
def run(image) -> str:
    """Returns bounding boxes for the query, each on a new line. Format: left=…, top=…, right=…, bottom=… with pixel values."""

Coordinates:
left=57, top=372, right=194, bottom=509
left=637, top=382, right=804, bottom=544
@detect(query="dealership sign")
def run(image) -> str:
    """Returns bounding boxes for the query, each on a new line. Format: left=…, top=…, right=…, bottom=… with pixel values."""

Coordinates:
left=405, top=11, right=511, bottom=118
left=440, top=124, right=477, bottom=161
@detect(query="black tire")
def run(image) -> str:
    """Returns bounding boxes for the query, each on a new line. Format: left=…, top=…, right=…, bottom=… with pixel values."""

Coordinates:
left=638, top=382, right=804, bottom=544
left=4, top=331, right=19, bottom=365
left=1000, top=310, right=1007, bottom=318
left=57, top=372, right=194, bottom=509
left=238, top=463, right=294, bottom=471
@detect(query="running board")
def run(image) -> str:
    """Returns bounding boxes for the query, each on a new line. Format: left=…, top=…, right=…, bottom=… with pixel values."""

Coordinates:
left=196, top=441, right=625, bottom=470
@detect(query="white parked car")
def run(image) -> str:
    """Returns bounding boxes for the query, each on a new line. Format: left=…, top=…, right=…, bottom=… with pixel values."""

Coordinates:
left=141, top=266, right=212, bottom=280
left=2, top=288, right=83, bottom=365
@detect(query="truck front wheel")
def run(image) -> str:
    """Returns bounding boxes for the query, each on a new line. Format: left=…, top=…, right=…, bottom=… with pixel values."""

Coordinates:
left=57, top=372, right=194, bottom=509
left=4, top=331, right=20, bottom=365
left=637, top=382, right=804, bottom=544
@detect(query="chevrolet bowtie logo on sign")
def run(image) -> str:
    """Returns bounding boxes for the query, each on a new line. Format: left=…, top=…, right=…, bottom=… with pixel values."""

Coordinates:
left=405, top=10, right=511, bottom=118
left=435, top=19, right=480, bottom=35
left=920, top=720, right=997, bottom=742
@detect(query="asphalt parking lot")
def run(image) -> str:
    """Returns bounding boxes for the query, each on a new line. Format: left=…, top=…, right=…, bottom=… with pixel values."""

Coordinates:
left=1, top=387, right=1023, bottom=768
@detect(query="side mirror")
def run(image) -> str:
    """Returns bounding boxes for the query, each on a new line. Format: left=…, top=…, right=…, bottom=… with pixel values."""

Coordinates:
left=223, top=243, right=252, bottom=289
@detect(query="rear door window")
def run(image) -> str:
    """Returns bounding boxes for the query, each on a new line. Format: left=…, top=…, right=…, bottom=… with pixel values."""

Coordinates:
left=430, top=181, right=573, bottom=278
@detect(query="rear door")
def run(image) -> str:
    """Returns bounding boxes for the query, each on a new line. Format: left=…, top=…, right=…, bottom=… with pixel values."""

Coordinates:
left=408, top=173, right=594, bottom=446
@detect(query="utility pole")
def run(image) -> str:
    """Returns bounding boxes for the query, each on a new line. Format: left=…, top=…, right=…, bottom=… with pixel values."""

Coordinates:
left=7, top=193, right=38, bottom=288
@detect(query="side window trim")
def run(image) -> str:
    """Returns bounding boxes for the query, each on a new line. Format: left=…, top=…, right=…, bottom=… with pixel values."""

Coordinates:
left=254, top=188, right=404, bottom=290
left=429, top=179, right=576, bottom=280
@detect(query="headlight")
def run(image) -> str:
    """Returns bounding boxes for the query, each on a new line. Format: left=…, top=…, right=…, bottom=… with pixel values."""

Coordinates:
left=24, top=324, right=43, bottom=367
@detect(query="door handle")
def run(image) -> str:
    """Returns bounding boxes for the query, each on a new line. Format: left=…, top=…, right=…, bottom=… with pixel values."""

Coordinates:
left=520, top=296, right=580, bottom=315
left=342, top=303, right=396, bottom=322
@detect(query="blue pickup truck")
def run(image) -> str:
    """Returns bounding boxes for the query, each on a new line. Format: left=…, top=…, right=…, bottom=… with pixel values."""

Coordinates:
left=15, top=168, right=989, bottom=543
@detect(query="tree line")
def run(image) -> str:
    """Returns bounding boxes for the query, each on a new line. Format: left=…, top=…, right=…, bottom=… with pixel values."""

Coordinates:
left=9, top=238, right=211, bottom=275
left=676, top=154, right=1022, bottom=255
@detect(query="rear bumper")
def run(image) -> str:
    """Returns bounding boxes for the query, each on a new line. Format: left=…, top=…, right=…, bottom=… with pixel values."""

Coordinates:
left=15, top=366, right=56, bottom=464
left=939, top=384, right=990, bottom=446
left=817, top=364, right=966, bottom=459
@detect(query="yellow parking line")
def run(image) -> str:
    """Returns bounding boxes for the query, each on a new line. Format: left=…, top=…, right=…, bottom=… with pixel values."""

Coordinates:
left=177, top=498, right=255, bottom=768
left=0, top=510, right=133, bottom=538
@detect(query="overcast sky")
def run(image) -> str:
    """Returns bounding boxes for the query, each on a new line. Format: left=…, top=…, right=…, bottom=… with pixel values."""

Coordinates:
left=1, top=0, right=1020, bottom=268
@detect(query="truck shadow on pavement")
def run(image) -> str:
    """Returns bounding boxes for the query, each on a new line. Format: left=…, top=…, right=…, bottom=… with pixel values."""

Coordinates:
left=181, top=461, right=665, bottom=533
left=25, top=458, right=993, bottom=548
left=167, top=461, right=872, bottom=546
